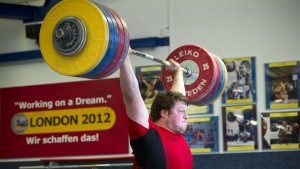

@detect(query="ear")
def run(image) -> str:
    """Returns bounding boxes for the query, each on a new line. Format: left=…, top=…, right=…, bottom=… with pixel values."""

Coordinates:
left=160, top=109, right=168, bottom=119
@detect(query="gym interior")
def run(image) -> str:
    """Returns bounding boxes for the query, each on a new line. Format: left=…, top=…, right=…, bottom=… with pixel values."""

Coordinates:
left=0, top=0, right=299, bottom=168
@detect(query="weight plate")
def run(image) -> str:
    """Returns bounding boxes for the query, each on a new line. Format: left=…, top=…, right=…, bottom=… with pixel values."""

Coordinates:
left=97, top=7, right=130, bottom=79
left=210, top=55, right=228, bottom=102
left=82, top=3, right=119, bottom=78
left=115, top=10, right=130, bottom=70
left=192, top=53, right=220, bottom=103
left=92, top=6, right=126, bottom=79
left=192, top=52, right=220, bottom=102
left=193, top=55, right=227, bottom=105
left=40, top=0, right=109, bottom=76
left=162, top=45, right=218, bottom=102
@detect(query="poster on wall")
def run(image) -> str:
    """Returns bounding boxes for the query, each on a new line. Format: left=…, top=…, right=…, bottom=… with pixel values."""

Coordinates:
left=222, top=57, right=257, bottom=105
left=184, top=116, right=219, bottom=153
left=265, top=61, right=300, bottom=109
left=135, top=65, right=166, bottom=109
left=261, top=111, right=300, bottom=150
left=222, top=104, right=258, bottom=152
left=0, top=79, right=129, bottom=159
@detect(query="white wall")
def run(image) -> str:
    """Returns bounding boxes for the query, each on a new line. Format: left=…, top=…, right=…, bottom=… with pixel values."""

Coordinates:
left=0, top=0, right=299, bottom=160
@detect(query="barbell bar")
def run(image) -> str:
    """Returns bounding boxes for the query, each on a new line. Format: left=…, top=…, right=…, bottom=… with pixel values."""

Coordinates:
left=130, top=50, right=192, bottom=77
left=39, top=0, right=228, bottom=105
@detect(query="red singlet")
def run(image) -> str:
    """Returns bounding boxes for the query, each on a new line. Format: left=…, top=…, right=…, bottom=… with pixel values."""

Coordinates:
left=127, top=117, right=193, bottom=169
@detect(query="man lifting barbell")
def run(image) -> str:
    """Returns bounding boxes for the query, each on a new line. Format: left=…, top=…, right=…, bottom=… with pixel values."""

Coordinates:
left=39, top=0, right=227, bottom=106
left=120, top=47, right=193, bottom=169
left=38, top=1, right=228, bottom=168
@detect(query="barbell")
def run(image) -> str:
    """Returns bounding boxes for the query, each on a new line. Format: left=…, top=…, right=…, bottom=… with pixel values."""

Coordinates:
left=39, top=0, right=228, bottom=105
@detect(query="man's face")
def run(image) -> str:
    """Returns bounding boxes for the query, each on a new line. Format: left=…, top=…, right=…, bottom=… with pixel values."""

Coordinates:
left=165, top=101, right=188, bottom=134
left=239, top=64, right=248, bottom=76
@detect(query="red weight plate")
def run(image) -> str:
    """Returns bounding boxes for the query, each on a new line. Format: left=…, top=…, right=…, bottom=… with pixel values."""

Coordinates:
left=192, top=55, right=227, bottom=105
left=91, top=5, right=125, bottom=79
left=192, top=53, right=221, bottom=103
left=162, top=45, right=217, bottom=102
left=200, top=55, right=228, bottom=105
left=208, top=55, right=228, bottom=103
left=119, top=15, right=130, bottom=66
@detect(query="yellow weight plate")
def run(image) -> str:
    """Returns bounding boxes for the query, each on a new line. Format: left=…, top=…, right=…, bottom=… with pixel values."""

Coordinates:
left=40, top=0, right=109, bottom=76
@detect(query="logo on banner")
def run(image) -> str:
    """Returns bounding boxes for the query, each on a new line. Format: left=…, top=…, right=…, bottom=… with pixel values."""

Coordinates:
left=11, top=113, right=29, bottom=134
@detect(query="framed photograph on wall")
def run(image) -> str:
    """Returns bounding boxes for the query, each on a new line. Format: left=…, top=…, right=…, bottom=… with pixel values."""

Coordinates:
left=135, top=65, right=166, bottom=109
left=222, top=104, right=258, bottom=152
left=184, top=116, right=219, bottom=153
left=265, top=61, right=300, bottom=109
left=261, top=111, right=300, bottom=150
left=222, top=57, right=257, bottom=105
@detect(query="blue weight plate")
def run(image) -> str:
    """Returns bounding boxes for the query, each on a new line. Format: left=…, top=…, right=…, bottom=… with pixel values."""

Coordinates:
left=92, top=6, right=126, bottom=79
left=99, top=7, right=130, bottom=78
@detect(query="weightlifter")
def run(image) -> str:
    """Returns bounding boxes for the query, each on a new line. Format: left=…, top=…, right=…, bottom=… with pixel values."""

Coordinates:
left=120, top=47, right=193, bottom=169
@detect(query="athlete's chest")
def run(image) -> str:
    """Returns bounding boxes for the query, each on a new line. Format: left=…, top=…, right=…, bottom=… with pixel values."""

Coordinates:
left=159, top=131, right=192, bottom=169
